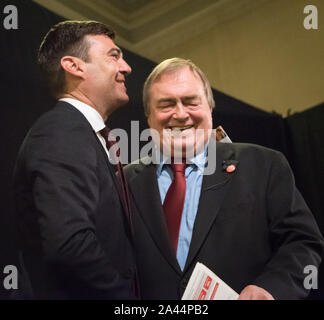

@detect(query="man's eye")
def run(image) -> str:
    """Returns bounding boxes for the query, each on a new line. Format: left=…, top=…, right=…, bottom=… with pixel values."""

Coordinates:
left=183, top=99, right=199, bottom=106
left=159, top=105, right=171, bottom=108
left=186, top=102, right=198, bottom=107
left=157, top=104, right=174, bottom=110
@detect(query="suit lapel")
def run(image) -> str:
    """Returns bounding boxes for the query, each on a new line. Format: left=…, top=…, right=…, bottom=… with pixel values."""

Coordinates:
left=129, top=162, right=182, bottom=275
left=184, top=143, right=239, bottom=273
left=56, top=102, right=123, bottom=201
left=55, top=102, right=128, bottom=215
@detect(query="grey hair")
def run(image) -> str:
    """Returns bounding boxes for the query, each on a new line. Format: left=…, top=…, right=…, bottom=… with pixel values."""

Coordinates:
left=143, top=57, right=215, bottom=116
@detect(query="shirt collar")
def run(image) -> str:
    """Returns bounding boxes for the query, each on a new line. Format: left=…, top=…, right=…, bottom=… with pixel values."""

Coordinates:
left=156, top=145, right=207, bottom=176
left=59, top=98, right=105, bottom=133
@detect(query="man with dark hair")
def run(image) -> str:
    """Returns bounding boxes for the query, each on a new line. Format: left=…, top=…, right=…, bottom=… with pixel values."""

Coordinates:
left=13, top=20, right=136, bottom=299
left=124, top=58, right=324, bottom=300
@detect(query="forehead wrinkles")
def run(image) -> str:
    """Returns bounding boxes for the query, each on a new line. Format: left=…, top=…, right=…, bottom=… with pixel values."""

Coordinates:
left=160, top=67, right=201, bottom=84
left=151, top=69, right=205, bottom=100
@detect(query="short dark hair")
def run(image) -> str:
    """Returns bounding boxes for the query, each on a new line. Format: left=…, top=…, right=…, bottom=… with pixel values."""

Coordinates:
left=38, top=20, right=115, bottom=98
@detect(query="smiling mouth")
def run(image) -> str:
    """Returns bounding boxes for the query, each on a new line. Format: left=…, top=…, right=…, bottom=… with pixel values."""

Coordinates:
left=168, top=125, right=194, bottom=132
left=116, top=80, right=127, bottom=91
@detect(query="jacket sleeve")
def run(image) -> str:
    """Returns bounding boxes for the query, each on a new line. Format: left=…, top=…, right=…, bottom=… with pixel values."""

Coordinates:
left=253, top=151, right=324, bottom=299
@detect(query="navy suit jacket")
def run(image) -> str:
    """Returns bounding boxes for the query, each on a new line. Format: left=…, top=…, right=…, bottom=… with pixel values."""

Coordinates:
left=13, top=101, right=136, bottom=299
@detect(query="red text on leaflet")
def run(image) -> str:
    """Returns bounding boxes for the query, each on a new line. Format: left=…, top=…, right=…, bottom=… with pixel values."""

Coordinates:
left=198, top=290, right=207, bottom=300
left=203, top=276, right=212, bottom=290
left=210, top=282, right=219, bottom=300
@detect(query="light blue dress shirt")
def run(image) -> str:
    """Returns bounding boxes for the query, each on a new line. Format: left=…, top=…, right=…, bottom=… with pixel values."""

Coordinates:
left=156, top=151, right=206, bottom=271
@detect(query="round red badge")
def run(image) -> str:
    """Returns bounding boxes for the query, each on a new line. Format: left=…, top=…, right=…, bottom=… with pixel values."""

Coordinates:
left=226, top=164, right=236, bottom=173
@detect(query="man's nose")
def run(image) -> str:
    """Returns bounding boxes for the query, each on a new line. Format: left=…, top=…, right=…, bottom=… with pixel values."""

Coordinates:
left=173, top=104, right=189, bottom=120
left=119, top=58, right=132, bottom=76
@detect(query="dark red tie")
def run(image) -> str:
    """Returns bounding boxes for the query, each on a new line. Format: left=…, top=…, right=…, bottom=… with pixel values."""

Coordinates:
left=163, top=163, right=187, bottom=254
left=100, top=127, right=140, bottom=297
left=99, top=127, right=132, bottom=233
left=100, top=127, right=134, bottom=235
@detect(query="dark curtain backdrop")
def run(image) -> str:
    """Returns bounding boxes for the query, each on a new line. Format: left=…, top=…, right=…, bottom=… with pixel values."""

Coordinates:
left=0, top=0, right=323, bottom=299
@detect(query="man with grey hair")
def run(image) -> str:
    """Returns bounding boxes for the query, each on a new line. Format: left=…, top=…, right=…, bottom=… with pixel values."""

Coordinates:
left=124, top=57, right=323, bottom=300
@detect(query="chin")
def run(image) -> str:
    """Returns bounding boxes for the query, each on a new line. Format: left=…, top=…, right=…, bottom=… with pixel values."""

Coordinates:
left=116, top=95, right=129, bottom=107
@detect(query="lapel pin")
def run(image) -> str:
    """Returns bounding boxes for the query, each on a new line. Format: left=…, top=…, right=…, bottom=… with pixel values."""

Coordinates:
left=222, top=160, right=238, bottom=173
left=226, top=164, right=236, bottom=173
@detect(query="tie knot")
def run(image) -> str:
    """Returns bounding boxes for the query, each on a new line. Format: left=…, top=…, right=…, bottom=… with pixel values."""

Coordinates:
left=100, top=126, right=110, bottom=138
left=100, top=126, right=117, bottom=148
left=170, top=163, right=186, bottom=175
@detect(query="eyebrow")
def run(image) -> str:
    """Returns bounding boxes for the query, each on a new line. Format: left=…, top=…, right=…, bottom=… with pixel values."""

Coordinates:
left=156, top=95, right=201, bottom=104
left=182, top=95, right=201, bottom=102
left=156, top=98, right=176, bottom=105
left=107, top=47, right=122, bottom=56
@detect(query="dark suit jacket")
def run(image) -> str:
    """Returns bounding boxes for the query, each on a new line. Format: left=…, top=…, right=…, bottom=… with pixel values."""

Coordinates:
left=124, top=142, right=324, bottom=300
left=13, top=101, right=136, bottom=299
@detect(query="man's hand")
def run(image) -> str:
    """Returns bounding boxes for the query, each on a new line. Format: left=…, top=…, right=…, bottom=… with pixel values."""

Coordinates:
left=238, top=285, right=274, bottom=300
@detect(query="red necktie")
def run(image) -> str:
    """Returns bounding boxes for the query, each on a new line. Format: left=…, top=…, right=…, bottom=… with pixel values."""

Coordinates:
left=163, top=163, right=187, bottom=254
left=99, top=127, right=132, bottom=233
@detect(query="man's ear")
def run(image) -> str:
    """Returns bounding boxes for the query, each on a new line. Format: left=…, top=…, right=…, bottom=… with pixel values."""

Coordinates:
left=147, top=114, right=152, bottom=128
left=60, top=56, right=86, bottom=79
